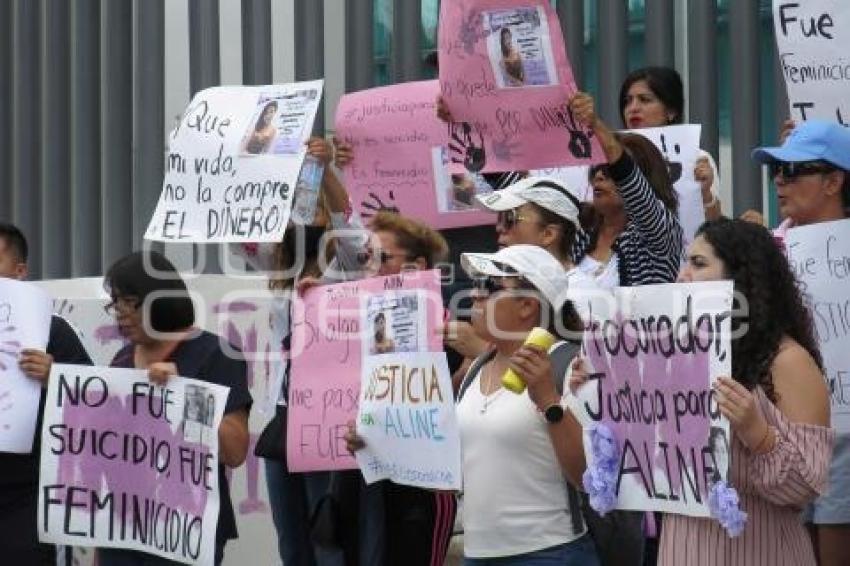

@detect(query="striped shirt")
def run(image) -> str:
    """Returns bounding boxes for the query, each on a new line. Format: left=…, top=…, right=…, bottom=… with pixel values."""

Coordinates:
left=658, top=388, right=834, bottom=566
left=574, top=152, right=683, bottom=286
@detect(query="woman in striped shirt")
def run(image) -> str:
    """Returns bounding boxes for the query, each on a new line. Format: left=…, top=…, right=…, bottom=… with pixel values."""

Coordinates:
left=667, top=218, right=834, bottom=565
left=568, top=92, right=683, bottom=288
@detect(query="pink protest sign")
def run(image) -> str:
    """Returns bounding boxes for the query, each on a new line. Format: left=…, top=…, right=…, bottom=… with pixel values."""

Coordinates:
left=335, top=80, right=495, bottom=230
left=438, top=0, right=602, bottom=173
left=286, top=269, right=444, bottom=472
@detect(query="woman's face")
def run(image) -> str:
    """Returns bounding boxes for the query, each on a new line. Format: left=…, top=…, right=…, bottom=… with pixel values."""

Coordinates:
left=677, top=235, right=726, bottom=282
left=495, top=204, right=547, bottom=249
left=110, top=294, right=148, bottom=344
left=623, top=80, right=671, bottom=129
left=374, top=315, right=386, bottom=338
left=590, top=169, right=623, bottom=214
left=261, top=104, right=276, bottom=126
left=773, top=162, right=843, bottom=225
left=501, top=29, right=512, bottom=51
left=372, top=230, right=414, bottom=276
left=470, top=277, right=538, bottom=342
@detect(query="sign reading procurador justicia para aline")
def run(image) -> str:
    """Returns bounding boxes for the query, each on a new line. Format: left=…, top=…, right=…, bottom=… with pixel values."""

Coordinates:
left=38, top=365, right=230, bottom=566
left=145, top=81, right=324, bottom=243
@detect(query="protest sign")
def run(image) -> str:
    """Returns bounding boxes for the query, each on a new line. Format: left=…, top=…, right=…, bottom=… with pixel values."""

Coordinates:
left=772, top=0, right=850, bottom=125
left=438, top=0, right=602, bottom=173
left=145, top=81, right=324, bottom=243
left=628, top=125, right=705, bottom=246
left=335, top=80, right=495, bottom=229
left=0, top=278, right=52, bottom=453
left=355, top=352, right=461, bottom=490
left=287, top=270, right=444, bottom=472
left=786, top=219, right=850, bottom=432
left=37, top=274, right=279, bottom=563
left=38, top=364, right=229, bottom=564
left=572, top=281, right=733, bottom=517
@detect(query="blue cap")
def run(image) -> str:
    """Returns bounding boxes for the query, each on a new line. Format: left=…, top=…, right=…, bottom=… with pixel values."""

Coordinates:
left=752, top=120, right=850, bottom=170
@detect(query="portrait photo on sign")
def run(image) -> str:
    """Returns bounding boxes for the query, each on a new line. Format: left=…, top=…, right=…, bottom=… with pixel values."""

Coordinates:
left=432, top=146, right=493, bottom=212
left=183, top=383, right=215, bottom=445
left=484, top=7, right=558, bottom=89
left=363, top=291, right=425, bottom=357
left=240, top=89, right=319, bottom=156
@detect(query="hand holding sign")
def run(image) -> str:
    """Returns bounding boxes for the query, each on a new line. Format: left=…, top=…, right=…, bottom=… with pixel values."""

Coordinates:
left=148, top=362, right=179, bottom=386
left=18, top=349, right=54, bottom=384
left=714, top=377, right=772, bottom=452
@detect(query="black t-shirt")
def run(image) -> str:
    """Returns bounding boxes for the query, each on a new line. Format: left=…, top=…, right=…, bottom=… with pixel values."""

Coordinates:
left=0, top=316, right=93, bottom=509
left=110, top=330, right=252, bottom=548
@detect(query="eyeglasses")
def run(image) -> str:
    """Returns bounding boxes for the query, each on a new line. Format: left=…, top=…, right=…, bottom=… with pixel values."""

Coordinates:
left=769, top=160, right=835, bottom=180
left=104, top=296, right=141, bottom=315
left=356, top=248, right=413, bottom=266
left=496, top=209, right=532, bottom=231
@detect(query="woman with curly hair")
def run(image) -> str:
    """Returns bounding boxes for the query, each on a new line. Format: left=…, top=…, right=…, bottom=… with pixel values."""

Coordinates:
left=660, top=218, right=833, bottom=565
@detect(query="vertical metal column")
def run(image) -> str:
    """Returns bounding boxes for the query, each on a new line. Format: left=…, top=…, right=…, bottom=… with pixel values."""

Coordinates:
left=133, top=0, right=165, bottom=250
left=346, top=0, right=374, bottom=92
left=597, top=0, right=628, bottom=126
left=772, top=40, right=790, bottom=140
left=70, top=0, right=102, bottom=276
left=40, top=0, right=71, bottom=278
left=11, top=0, right=41, bottom=276
left=557, top=0, right=584, bottom=88
left=392, top=0, right=422, bottom=82
left=101, top=0, right=134, bottom=271
left=644, top=0, right=675, bottom=67
left=687, top=0, right=719, bottom=161
left=189, top=0, right=221, bottom=273
left=294, top=0, right=324, bottom=133
left=0, top=2, right=11, bottom=222
left=242, top=0, right=272, bottom=85
left=729, top=1, right=761, bottom=215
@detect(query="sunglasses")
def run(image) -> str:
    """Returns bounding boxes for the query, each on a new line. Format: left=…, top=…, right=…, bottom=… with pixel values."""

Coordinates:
left=472, top=275, right=535, bottom=297
left=496, top=209, right=532, bottom=231
left=769, top=160, right=835, bottom=180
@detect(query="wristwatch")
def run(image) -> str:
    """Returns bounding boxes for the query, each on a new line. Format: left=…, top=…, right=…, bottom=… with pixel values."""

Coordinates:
left=543, top=402, right=565, bottom=424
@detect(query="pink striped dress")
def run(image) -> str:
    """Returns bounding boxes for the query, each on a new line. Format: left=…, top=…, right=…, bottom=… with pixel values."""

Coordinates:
left=659, top=388, right=834, bottom=566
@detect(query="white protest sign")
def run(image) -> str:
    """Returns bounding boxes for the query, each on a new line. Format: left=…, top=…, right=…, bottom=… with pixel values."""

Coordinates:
left=573, top=281, right=733, bottom=517
left=0, top=278, right=52, bottom=453
left=773, top=1, right=850, bottom=124
left=39, top=364, right=229, bottom=565
left=356, top=352, right=461, bottom=490
left=786, top=219, right=850, bottom=432
left=145, top=81, right=324, bottom=243
left=628, top=125, right=704, bottom=247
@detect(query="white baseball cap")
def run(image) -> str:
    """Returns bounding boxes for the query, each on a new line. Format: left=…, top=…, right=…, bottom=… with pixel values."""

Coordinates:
left=461, top=245, right=569, bottom=309
left=474, top=176, right=581, bottom=229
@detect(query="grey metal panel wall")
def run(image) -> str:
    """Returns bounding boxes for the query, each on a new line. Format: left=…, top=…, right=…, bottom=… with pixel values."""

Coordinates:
left=597, top=0, right=628, bottom=126
left=101, top=0, right=134, bottom=272
left=132, top=0, right=165, bottom=250
left=688, top=0, right=719, bottom=162
left=295, top=0, right=324, bottom=133
left=557, top=0, right=584, bottom=87
left=11, top=0, right=42, bottom=277
left=40, top=0, right=71, bottom=278
left=730, top=1, right=762, bottom=215
left=0, top=1, right=11, bottom=223
left=242, top=0, right=272, bottom=85
left=70, top=0, right=102, bottom=277
left=644, top=0, right=674, bottom=67
left=392, top=0, right=422, bottom=82
left=346, top=0, right=374, bottom=92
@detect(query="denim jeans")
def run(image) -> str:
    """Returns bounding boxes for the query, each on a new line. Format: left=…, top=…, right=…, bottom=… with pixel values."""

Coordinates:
left=463, top=535, right=600, bottom=566
left=264, top=458, right=344, bottom=566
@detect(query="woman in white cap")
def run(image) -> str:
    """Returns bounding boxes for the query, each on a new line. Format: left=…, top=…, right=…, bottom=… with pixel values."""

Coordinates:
left=454, top=244, right=599, bottom=565
left=750, top=119, right=850, bottom=566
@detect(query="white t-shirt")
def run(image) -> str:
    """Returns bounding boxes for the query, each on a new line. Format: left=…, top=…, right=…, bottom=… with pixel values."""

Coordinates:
left=456, top=366, right=585, bottom=558
left=566, top=267, right=604, bottom=323
left=577, top=253, right=620, bottom=290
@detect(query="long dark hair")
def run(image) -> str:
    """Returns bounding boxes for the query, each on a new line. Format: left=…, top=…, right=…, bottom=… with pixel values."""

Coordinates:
left=619, top=66, right=684, bottom=127
left=696, top=219, right=823, bottom=401
left=254, top=100, right=278, bottom=131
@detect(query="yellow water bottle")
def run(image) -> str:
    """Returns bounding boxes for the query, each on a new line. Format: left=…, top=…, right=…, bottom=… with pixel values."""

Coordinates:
left=502, top=327, right=557, bottom=394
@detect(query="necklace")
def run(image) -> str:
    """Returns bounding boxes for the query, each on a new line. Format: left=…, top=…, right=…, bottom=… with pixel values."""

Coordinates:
left=480, top=361, right=505, bottom=414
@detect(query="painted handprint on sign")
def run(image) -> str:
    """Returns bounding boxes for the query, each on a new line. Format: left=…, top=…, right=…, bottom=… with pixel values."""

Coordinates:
left=449, top=122, right=487, bottom=173
left=566, top=106, right=594, bottom=159
left=659, top=134, right=683, bottom=183
left=491, top=136, right=522, bottom=163
left=360, top=191, right=400, bottom=219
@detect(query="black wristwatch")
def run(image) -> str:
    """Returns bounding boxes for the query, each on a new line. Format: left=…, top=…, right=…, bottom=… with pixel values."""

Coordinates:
left=543, top=402, right=565, bottom=424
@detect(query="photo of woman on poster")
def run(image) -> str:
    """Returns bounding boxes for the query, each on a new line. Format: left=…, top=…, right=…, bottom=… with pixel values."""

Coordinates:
left=499, top=27, right=525, bottom=86
left=370, top=311, right=396, bottom=355
left=241, top=100, right=278, bottom=155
